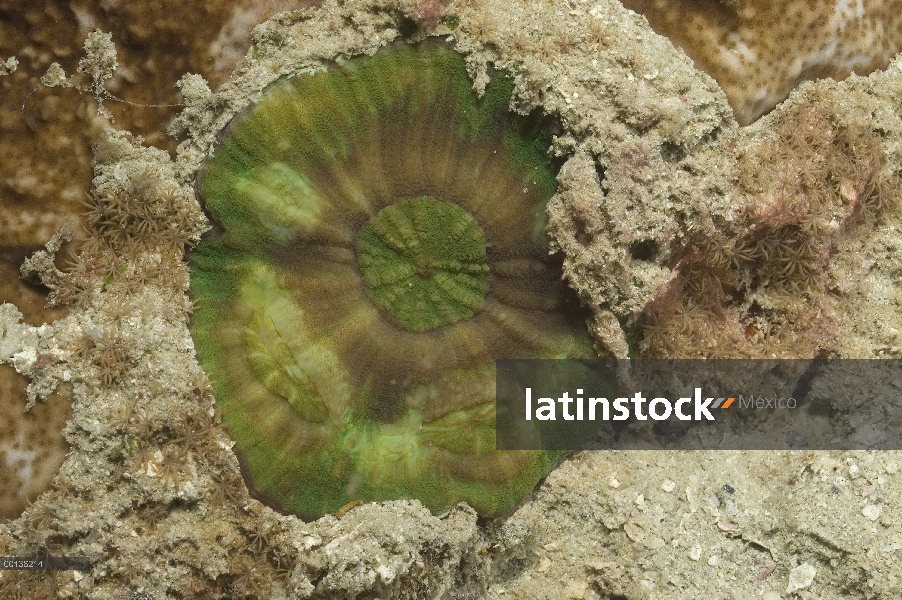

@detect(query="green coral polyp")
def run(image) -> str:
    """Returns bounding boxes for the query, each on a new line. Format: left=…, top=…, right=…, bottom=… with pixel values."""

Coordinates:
left=191, top=42, right=595, bottom=518
left=358, top=197, right=490, bottom=332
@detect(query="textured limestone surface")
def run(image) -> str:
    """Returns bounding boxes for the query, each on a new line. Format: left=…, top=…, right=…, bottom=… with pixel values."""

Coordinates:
left=0, top=1, right=900, bottom=599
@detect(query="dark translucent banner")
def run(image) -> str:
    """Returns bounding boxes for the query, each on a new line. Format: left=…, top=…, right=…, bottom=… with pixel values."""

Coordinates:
left=495, top=360, right=902, bottom=450
left=0, top=557, right=90, bottom=570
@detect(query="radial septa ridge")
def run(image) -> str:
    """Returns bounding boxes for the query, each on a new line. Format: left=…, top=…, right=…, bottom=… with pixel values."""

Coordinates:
left=357, top=197, right=491, bottom=332
left=236, top=162, right=323, bottom=240
left=238, top=264, right=353, bottom=422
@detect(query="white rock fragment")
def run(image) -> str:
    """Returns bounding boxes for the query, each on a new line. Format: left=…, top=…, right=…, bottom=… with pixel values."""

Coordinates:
left=12, top=348, right=36, bottom=371
left=537, top=555, right=552, bottom=572
left=176, top=72, right=212, bottom=105
left=852, top=424, right=886, bottom=447
left=0, top=56, right=17, bottom=76
left=862, top=504, right=882, bottom=520
left=565, top=579, right=588, bottom=598
left=78, top=30, right=118, bottom=89
left=300, top=535, right=322, bottom=550
left=41, top=62, right=71, bottom=88
left=375, top=563, right=394, bottom=582
left=786, top=563, right=817, bottom=594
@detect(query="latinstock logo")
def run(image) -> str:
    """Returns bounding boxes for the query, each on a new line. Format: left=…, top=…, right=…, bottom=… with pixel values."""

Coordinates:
left=524, top=388, right=736, bottom=422
left=495, top=358, right=902, bottom=451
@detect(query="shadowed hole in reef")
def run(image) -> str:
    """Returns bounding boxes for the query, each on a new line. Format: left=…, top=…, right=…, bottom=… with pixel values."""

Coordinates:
left=593, top=156, right=606, bottom=186
left=629, top=239, right=659, bottom=262
left=190, top=40, right=597, bottom=519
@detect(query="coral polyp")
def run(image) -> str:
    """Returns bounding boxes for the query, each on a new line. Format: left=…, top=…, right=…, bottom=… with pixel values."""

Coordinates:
left=357, top=196, right=491, bottom=332
left=190, top=42, right=595, bottom=518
